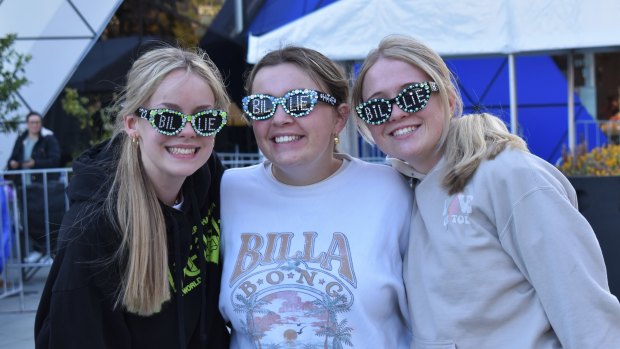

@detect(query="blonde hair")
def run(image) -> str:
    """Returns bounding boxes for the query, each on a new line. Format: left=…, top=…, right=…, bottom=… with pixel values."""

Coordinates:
left=351, top=34, right=463, bottom=149
left=106, top=46, right=230, bottom=315
left=442, top=113, right=528, bottom=194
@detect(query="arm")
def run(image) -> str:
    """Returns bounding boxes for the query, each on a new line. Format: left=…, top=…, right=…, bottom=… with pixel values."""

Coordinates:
left=6, top=136, right=24, bottom=170
left=35, top=207, right=131, bottom=349
left=500, top=187, right=620, bottom=348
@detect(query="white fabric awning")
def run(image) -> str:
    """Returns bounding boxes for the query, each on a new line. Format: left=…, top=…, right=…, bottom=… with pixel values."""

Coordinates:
left=247, top=0, right=620, bottom=63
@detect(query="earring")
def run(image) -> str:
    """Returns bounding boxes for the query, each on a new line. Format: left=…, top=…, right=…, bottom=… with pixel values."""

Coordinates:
left=334, top=136, right=340, bottom=145
left=131, top=133, right=139, bottom=146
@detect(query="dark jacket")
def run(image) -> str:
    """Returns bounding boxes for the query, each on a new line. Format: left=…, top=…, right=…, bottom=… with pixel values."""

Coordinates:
left=6, top=129, right=61, bottom=182
left=34, top=138, right=230, bottom=348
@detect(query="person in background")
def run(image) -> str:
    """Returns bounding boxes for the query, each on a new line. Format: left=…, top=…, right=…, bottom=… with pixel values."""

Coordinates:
left=7, top=111, right=61, bottom=178
left=6, top=111, right=61, bottom=262
left=35, top=46, right=231, bottom=348
left=351, top=34, right=620, bottom=348
left=219, top=46, right=412, bottom=348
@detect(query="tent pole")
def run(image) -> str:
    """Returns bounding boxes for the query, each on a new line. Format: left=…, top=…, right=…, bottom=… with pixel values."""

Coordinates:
left=234, top=0, right=243, bottom=34
left=508, top=54, right=518, bottom=134
left=567, top=53, right=576, bottom=153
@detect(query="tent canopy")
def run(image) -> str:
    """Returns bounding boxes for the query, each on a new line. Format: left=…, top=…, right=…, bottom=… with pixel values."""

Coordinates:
left=248, top=0, right=620, bottom=63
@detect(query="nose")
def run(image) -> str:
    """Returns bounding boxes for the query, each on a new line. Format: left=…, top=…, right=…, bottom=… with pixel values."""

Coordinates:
left=178, top=121, right=197, bottom=137
left=270, top=104, right=293, bottom=125
left=388, top=102, right=408, bottom=122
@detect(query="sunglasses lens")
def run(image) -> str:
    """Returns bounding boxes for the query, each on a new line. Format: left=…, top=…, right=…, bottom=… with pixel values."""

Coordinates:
left=396, top=84, right=431, bottom=113
left=194, top=111, right=226, bottom=135
left=357, top=100, right=391, bottom=124
left=153, top=111, right=184, bottom=134
left=285, top=91, right=315, bottom=117
left=244, top=95, right=275, bottom=120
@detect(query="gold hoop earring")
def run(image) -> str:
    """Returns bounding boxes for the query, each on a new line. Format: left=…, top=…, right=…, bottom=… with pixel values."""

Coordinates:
left=334, top=136, right=340, bottom=145
left=131, top=134, right=139, bottom=146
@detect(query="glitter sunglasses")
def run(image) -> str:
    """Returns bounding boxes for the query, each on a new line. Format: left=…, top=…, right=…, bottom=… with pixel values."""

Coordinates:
left=355, top=81, right=439, bottom=125
left=242, top=89, right=338, bottom=121
left=137, top=107, right=227, bottom=136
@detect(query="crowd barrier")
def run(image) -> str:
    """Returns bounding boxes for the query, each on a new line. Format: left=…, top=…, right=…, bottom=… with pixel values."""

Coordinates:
left=576, top=119, right=620, bottom=148
left=0, top=180, right=24, bottom=309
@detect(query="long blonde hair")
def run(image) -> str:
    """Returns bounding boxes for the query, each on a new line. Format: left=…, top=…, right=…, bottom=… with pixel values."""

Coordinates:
left=105, top=46, right=230, bottom=315
left=351, top=34, right=463, bottom=149
left=442, top=113, right=528, bottom=194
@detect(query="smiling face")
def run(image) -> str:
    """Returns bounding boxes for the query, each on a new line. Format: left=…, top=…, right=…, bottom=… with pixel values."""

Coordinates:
left=124, top=69, right=216, bottom=192
left=250, top=62, right=346, bottom=185
left=362, top=57, right=446, bottom=173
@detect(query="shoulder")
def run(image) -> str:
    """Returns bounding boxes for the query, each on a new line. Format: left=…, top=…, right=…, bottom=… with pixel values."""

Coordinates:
left=348, top=156, right=409, bottom=182
left=222, top=163, right=262, bottom=181
left=59, top=202, right=119, bottom=252
left=476, top=148, right=576, bottom=201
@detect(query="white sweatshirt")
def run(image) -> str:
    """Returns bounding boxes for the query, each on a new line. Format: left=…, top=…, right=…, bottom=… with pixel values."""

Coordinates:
left=219, top=154, right=412, bottom=348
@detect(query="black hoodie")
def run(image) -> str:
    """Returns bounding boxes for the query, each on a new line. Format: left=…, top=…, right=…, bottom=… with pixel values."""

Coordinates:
left=34, top=139, right=230, bottom=348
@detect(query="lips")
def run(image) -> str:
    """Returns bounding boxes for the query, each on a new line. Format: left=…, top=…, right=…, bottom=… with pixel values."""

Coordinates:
left=391, top=126, right=417, bottom=137
left=167, top=146, right=198, bottom=155
left=273, top=135, right=301, bottom=144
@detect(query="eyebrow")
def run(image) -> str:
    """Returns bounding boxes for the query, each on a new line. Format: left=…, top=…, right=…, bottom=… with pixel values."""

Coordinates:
left=155, top=103, right=215, bottom=113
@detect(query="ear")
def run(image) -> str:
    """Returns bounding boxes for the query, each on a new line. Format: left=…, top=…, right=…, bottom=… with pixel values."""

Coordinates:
left=448, top=90, right=457, bottom=118
left=124, top=114, right=139, bottom=137
left=333, top=103, right=350, bottom=134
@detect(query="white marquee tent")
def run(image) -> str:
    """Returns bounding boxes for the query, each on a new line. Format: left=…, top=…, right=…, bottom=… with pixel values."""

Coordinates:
left=0, top=0, right=122, bottom=165
left=247, top=0, right=620, bottom=152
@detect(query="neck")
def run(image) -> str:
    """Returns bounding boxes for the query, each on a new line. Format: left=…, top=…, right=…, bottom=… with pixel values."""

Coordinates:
left=272, top=156, right=343, bottom=186
left=152, top=180, right=184, bottom=207
left=405, top=151, right=442, bottom=175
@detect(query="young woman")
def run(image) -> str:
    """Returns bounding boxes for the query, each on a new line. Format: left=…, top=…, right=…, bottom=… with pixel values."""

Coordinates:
left=352, top=34, right=620, bottom=348
left=219, top=46, right=412, bottom=348
left=35, top=47, right=231, bottom=348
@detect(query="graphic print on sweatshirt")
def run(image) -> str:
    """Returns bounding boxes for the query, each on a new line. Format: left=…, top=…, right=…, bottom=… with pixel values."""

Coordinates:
left=229, top=231, right=357, bottom=348
left=169, top=203, right=221, bottom=296
left=443, top=194, right=473, bottom=226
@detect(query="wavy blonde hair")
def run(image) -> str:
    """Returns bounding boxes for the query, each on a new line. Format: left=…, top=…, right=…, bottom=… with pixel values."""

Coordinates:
left=442, top=113, right=528, bottom=194
left=106, top=46, right=230, bottom=315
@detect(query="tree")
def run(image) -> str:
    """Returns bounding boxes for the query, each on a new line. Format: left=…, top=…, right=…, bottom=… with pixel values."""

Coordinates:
left=0, top=33, right=31, bottom=132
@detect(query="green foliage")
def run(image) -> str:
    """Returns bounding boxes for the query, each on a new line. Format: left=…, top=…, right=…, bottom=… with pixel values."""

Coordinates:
left=0, top=33, right=31, bottom=133
left=61, top=87, right=115, bottom=145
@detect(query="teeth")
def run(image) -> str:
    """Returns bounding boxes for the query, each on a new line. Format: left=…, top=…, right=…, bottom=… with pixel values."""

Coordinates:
left=393, top=126, right=416, bottom=137
left=274, top=135, right=301, bottom=144
left=168, top=147, right=196, bottom=155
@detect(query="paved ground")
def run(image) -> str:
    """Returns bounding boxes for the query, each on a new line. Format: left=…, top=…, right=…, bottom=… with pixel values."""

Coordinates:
left=0, top=266, right=49, bottom=349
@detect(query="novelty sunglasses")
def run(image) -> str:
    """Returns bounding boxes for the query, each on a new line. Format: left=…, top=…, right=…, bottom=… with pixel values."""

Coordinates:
left=137, top=107, right=227, bottom=136
left=355, top=81, right=439, bottom=125
left=242, top=89, right=338, bottom=121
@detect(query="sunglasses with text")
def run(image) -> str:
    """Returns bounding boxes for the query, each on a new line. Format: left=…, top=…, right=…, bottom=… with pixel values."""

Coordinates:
left=356, top=81, right=439, bottom=125
left=137, top=107, right=227, bottom=136
left=242, top=89, right=337, bottom=121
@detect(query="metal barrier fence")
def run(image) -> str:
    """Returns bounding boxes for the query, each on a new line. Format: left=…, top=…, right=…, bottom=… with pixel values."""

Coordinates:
left=576, top=119, right=620, bottom=148
left=0, top=180, right=24, bottom=309
left=1, top=168, right=72, bottom=284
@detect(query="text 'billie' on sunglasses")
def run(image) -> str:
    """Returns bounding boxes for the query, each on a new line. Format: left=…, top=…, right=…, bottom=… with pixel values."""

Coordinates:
left=242, top=89, right=337, bottom=121
left=356, top=81, right=439, bottom=125
left=137, top=107, right=227, bottom=136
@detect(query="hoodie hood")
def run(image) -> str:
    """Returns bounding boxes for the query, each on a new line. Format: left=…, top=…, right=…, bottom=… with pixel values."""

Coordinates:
left=66, top=138, right=120, bottom=205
